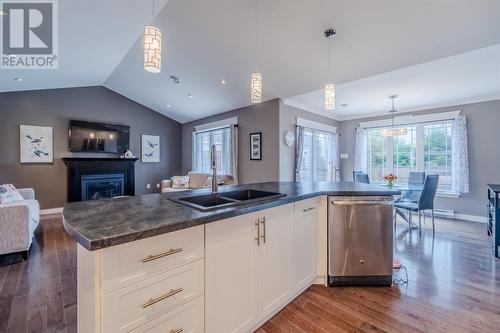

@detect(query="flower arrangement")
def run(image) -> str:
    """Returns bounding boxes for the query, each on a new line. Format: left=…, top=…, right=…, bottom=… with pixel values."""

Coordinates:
left=383, top=174, right=398, bottom=188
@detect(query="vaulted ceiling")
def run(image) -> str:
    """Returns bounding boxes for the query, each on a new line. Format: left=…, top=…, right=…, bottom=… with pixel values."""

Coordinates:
left=1, top=0, right=499, bottom=123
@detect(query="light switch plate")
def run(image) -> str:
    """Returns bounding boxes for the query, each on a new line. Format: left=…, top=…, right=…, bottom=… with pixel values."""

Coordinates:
left=340, top=154, right=349, bottom=159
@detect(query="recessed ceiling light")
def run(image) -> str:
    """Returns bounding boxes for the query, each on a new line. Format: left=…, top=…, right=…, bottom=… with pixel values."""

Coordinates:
left=166, top=104, right=171, bottom=108
left=220, top=79, right=227, bottom=85
left=187, top=93, right=193, bottom=98
left=14, top=78, right=23, bottom=82
left=340, top=103, right=349, bottom=107
left=169, top=75, right=180, bottom=84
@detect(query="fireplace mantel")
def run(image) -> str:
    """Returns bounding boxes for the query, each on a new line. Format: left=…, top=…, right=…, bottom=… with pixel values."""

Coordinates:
left=63, top=157, right=138, bottom=202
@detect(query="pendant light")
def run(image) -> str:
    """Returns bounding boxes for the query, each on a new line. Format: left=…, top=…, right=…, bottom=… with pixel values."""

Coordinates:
left=324, top=28, right=336, bottom=110
left=144, top=0, right=161, bottom=73
left=250, top=0, right=262, bottom=103
left=380, top=95, right=408, bottom=136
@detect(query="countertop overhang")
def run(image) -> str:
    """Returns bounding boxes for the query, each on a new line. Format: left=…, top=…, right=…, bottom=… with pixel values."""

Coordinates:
left=63, top=182, right=400, bottom=251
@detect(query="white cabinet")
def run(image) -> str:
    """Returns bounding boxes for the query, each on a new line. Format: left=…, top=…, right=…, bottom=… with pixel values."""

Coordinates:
left=205, top=213, right=260, bottom=333
left=292, top=197, right=318, bottom=291
left=205, top=204, right=294, bottom=333
left=258, top=205, right=293, bottom=318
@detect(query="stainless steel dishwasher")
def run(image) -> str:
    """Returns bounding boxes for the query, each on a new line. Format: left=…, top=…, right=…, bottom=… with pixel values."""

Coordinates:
left=328, top=196, right=393, bottom=286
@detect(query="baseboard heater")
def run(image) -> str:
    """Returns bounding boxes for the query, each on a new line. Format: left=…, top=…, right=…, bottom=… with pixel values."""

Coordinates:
left=421, top=209, right=455, bottom=219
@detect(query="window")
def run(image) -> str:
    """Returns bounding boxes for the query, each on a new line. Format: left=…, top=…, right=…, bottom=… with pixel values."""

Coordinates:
left=193, top=127, right=232, bottom=175
left=424, top=122, right=452, bottom=192
left=299, top=128, right=338, bottom=182
left=366, top=120, right=454, bottom=193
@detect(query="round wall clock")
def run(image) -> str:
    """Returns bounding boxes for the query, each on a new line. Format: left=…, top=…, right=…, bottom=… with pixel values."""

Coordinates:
left=284, top=131, right=295, bottom=147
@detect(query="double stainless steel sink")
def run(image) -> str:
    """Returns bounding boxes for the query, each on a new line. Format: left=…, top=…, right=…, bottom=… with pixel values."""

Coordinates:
left=170, top=189, right=286, bottom=211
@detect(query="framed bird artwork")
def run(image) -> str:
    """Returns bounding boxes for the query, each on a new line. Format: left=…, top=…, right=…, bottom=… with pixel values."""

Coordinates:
left=141, top=134, right=160, bottom=163
left=20, top=125, right=53, bottom=163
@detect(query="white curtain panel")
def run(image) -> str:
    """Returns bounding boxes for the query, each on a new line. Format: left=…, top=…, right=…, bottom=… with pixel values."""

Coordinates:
left=451, top=115, right=469, bottom=194
left=294, top=126, right=305, bottom=182
left=332, top=133, right=340, bottom=181
left=354, top=126, right=368, bottom=173
left=230, top=124, right=239, bottom=184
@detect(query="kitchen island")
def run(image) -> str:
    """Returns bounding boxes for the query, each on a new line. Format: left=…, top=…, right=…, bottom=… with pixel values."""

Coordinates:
left=63, top=182, right=399, bottom=333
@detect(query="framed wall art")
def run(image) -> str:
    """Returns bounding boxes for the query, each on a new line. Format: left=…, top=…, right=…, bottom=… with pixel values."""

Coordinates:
left=250, top=132, right=262, bottom=161
left=20, top=125, right=53, bottom=163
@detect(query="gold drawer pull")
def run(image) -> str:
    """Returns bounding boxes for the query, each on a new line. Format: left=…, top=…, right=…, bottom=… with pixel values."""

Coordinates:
left=141, top=248, right=183, bottom=263
left=142, top=288, right=183, bottom=308
left=303, top=207, right=316, bottom=212
left=170, top=329, right=183, bottom=333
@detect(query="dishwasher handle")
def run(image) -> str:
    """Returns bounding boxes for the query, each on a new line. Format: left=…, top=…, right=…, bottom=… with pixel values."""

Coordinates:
left=331, top=200, right=393, bottom=206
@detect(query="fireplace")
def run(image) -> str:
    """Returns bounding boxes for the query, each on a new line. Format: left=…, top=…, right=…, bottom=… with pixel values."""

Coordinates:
left=63, top=157, right=138, bottom=202
left=81, top=173, right=125, bottom=200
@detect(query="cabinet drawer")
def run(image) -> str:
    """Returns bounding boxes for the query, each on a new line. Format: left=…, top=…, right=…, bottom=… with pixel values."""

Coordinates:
left=102, top=259, right=204, bottom=333
left=102, top=226, right=204, bottom=293
left=130, top=296, right=204, bottom=333
left=294, top=197, right=319, bottom=215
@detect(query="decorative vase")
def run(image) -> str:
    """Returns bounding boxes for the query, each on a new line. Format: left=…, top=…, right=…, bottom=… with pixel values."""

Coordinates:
left=386, top=180, right=394, bottom=188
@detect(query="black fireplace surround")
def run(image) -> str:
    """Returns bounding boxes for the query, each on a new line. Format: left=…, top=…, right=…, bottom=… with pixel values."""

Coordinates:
left=63, top=157, right=138, bottom=202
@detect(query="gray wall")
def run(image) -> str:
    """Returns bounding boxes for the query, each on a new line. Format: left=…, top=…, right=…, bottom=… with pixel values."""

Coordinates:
left=0, top=86, right=182, bottom=209
left=339, top=99, right=500, bottom=217
left=182, top=99, right=280, bottom=184
left=279, top=101, right=340, bottom=181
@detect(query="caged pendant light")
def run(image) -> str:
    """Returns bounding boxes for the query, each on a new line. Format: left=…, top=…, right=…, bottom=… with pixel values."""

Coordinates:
left=250, top=0, right=262, bottom=103
left=144, top=0, right=161, bottom=73
left=380, top=95, right=408, bottom=137
left=324, top=28, right=336, bottom=110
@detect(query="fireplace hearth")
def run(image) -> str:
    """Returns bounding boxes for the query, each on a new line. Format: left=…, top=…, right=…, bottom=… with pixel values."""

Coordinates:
left=63, top=157, right=138, bottom=202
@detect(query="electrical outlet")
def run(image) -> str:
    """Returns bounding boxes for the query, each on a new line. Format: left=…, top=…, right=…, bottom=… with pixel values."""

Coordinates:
left=146, top=184, right=151, bottom=189
left=340, top=154, right=349, bottom=159
left=156, top=183, right=160, bottom=189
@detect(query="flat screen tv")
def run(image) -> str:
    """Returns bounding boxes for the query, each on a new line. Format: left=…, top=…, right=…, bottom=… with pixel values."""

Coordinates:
left=69, top=120, right=130, bottom=153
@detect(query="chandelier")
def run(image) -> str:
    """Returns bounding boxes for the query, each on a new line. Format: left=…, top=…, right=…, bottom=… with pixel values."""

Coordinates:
left=380, top=95, right=407, bottom=137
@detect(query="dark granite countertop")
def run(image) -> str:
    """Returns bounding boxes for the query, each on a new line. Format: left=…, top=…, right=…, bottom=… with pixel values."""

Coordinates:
left=488, top=184, right=500, bottom=193
left=63, top=182, right=400, bottom=251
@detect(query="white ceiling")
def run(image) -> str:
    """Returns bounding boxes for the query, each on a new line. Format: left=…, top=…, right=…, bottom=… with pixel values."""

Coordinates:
left=1, top=0, right=500, bottom=124
left=284, top=44, right=500, bottom=121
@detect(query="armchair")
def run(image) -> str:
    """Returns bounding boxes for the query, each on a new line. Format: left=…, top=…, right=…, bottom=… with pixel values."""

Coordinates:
left=0, top=188, right=40, bottom=259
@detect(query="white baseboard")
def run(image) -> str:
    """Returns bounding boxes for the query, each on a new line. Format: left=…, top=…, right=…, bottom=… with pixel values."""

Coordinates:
left=41, top=207, right=63, bottom=215
left=454, top=213, right=487, bottom=223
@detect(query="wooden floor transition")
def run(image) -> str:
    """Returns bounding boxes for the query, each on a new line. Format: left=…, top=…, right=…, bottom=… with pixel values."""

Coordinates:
left=0, top=215, right=499, bottom=333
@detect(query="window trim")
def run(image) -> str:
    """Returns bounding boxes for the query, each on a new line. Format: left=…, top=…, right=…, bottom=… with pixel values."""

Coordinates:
left=359, top=111, right=460, bottom=129
left=194, top=116, right=238, bottom=133
left=296, top=117, right=337, bottom=134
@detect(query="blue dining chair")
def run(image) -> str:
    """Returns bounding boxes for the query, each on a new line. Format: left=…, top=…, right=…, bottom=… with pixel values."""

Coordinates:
left=394, top=175, right=439, bottom=235
left=353, top=171, right=370, bottom=184
left=400, top=172, right=425, bottom=203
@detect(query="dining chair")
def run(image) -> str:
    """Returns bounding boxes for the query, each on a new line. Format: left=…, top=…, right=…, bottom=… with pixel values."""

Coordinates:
left=400, top=172, right=425, bottom=202
left=353, top=171, right=370, bottom=184
left=394, top=175, right=439, bottom=235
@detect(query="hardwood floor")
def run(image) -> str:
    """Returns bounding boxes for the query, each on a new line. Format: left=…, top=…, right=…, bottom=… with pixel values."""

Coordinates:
left=0, top=217, right=76, bottom=333
left=258, top=217, right=500, bottom=333
left=0, top=215, right=499, bottom=333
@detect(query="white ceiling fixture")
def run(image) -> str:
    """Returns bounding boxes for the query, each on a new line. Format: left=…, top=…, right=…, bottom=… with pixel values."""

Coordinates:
left=250, top=0, right=262, bottom=104
left=380, top=95, right=407, bottom=137
left=324, top=28, right=336, bottom=110
left=14, top=78, right=23, bottom=82
left=144, top=0, right=162, bottom=73
left=220, top=79, right=227, bottom=85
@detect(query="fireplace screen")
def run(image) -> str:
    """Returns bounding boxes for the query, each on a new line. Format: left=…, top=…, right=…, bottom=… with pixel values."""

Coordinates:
left=81, top=174, right=125, bottom=201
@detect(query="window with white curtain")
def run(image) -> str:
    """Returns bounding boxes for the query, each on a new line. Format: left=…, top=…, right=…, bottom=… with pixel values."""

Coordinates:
left=366, top=120, right=454, bottom=193
left=299, top=128, right=338, bottom=182
left=192, top=127, right=231, bottom=175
